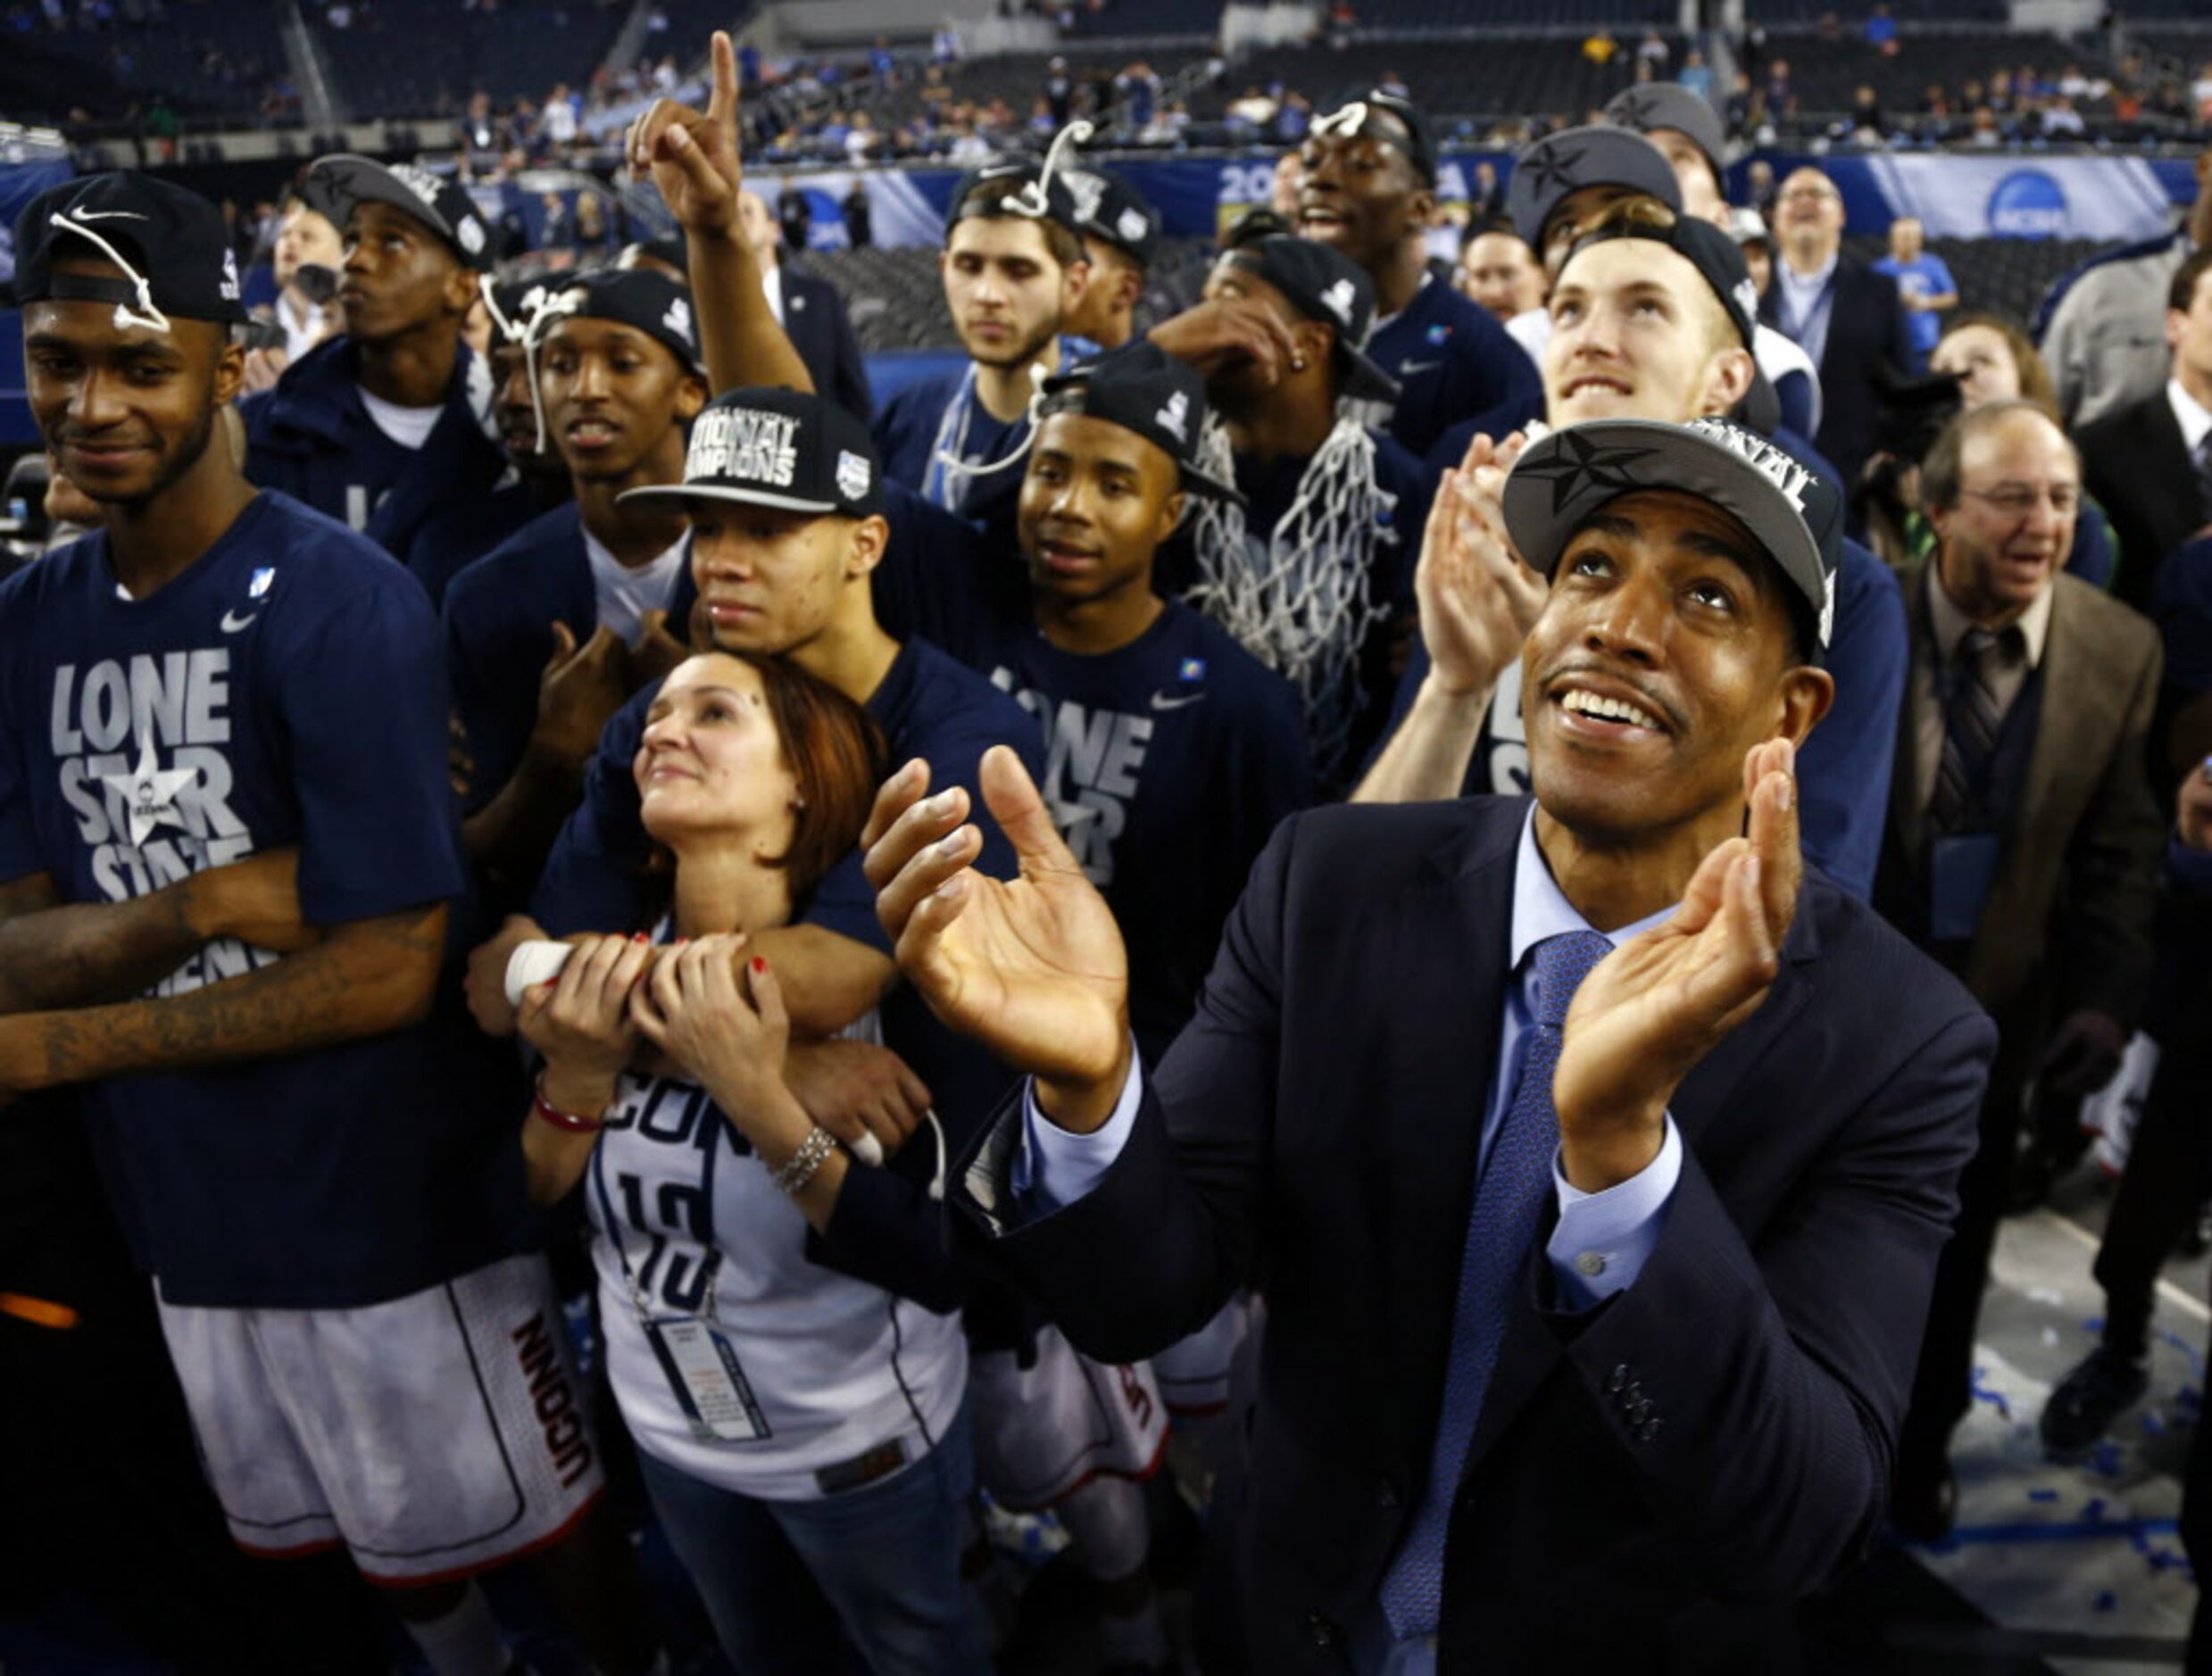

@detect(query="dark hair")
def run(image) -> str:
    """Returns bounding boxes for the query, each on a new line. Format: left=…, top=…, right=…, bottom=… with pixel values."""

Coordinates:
left=641, top=651, right=886, bottom=918
left=2170, top=245, right=2212, bottom=315
left=950, top=178, right=1087, bottom=270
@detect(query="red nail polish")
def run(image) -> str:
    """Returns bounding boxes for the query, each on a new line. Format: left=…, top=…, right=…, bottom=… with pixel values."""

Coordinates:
left=751, top=956, right=768, bottom=975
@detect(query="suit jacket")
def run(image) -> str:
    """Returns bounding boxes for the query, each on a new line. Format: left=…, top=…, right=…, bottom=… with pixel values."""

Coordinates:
left=778, top=264, right=872, bottom=424
left=955, top=796, right=1992, bottom=1673
left=1759, top=254, right=1911, bottom=495
left=2077, top=390, right=2203, bottom=615
left=1876, top=568, right=2164, bottom=1097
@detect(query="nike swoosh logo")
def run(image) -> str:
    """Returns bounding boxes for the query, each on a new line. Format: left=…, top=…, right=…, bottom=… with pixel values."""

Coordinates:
left=1398, top=359, right=1443, bottom=376
left=220, top=610, right=257, bottom=633
left=1150, top=689, right=1205, bottom=711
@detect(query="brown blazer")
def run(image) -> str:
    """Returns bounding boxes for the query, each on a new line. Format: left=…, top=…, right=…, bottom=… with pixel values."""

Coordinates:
left=1877, top=565, right=2165, bottom=1089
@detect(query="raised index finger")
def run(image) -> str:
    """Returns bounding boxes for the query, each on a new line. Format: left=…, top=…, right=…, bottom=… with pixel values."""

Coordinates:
left=707, top=29, right=738, bottom=127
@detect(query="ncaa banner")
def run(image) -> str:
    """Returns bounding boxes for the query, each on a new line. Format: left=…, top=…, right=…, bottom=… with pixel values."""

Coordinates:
left=1861, top=153, right=2175, bottom=242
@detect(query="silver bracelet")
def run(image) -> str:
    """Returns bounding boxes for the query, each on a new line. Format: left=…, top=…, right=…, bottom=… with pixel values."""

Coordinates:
left=770, top=1125, right=838, bottom=1196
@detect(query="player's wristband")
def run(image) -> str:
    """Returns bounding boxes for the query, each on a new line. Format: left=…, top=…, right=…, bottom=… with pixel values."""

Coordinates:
left=533, top=1074, right=606, bottom=1134
left=770, top=1125, right=837, bottom=1196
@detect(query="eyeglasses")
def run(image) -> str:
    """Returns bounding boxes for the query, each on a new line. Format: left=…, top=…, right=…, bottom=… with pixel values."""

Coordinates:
left=1960, top=485, right=2079, bottom=517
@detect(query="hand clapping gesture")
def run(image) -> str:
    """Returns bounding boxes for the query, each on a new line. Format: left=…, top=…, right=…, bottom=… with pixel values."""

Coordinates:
left=864, top=750, right=1132, bottom=1133
left=1417, top=428, right=1548, bottom=699
left=1551, top=738, right=1801, bottom=1190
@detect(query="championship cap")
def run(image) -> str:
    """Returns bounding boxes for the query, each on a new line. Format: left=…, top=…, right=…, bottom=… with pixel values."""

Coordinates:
left=1219, top=235, right=1400, bottom=402
left=304, top=154, right=493, bottom=269
left=1036, top=341, right=1243, bottom=503
left=1563, top=206, right=1760, bottom=349
left=1506, top=125, right=1682, bottom=247
left=620, top=386, right=885, bottom=519
left=1603, top=83, right=1728, bottom=186
left=529, top=270, right=704, bottom=373
left=13, top=171, right=248, bottom=329
left=1062, top=167, right=1161, bottom=270
left=949, top=157, right=1082, bottom=240
left=1502, top=417, right=1842, bottom=658
left=1725, top=205, right=1773, bottom=249
left=1310, top=88, right=1438, bottom=185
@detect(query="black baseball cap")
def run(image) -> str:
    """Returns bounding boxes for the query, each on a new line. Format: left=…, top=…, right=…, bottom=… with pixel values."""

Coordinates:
left=1506, top=125, right=1682, bottom=247
left=1563, top=210, right=1760, bottom=349
left=304, top=154, right=493, bottom=269
left=1311, top=89, right=1438, bottom=186
left=619, top=234, right=690, bottom=278
left=620, top=386, right=885, bottom=519
left=481, top=277, right=552, bottom=346
left=1503, top=417, right=1841, bottom=660
left=1063, top=167, right=1160, bottom=270
left=1036, top=341, right=1243, bottom=504
left=1223, top=205, right=1295, bottom=250
left=532, top=270, right=704, bottom=373
left=1603, top=84, right=1728, bottom=187
left=14, top=171, right=248, bottom=328
left=1220, top=236, right=1400, bottom=402
left=949, top=158, right=1081, bottom=242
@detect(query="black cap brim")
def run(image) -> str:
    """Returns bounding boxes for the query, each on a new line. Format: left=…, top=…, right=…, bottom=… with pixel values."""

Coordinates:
left=1503, top=419, right=1833, bottom=654
left=617, top=483, right=844, bottom=517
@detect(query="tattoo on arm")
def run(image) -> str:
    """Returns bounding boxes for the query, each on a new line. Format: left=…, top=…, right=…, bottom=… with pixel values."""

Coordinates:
left=0, top=872, right=214, bottom=1014
left=12, top=903, right=447, bottom=1089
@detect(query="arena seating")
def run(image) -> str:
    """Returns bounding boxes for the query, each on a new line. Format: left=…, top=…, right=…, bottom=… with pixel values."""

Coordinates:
left=1222, top=37, right=1689, bottom=128
left=1748, top=28, right=2080, bottom=115
left=12, top=0, right=287, bottom=122
left=307, top=0, right=628, bottom=120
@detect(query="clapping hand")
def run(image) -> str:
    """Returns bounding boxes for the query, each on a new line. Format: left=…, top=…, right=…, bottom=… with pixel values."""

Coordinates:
left=1551, top=738, right=1801, bottom=1190
left=1416, top=429, right=1547, bottom=699
left=864, top=749, right=1131, bottom=1132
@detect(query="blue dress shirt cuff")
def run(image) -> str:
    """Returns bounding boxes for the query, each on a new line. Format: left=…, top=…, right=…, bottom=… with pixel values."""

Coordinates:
left=1010, top=1048, right=1144, bottom=1218
left=1546, top=1115, right=1682, bottom=1311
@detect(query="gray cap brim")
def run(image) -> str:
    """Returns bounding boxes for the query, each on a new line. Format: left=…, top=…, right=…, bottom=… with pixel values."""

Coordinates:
left=1506, top=127, right=1683, bottom=245
left=1502, top=419, right=1826, bottom=637
left=304, top=155, right=478, bottom=262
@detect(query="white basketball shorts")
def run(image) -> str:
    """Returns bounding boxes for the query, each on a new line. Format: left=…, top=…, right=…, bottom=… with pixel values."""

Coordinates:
left=157, top=1251, right=606, bottom=1586
left=969, top=1323, right=1168, bottom=1512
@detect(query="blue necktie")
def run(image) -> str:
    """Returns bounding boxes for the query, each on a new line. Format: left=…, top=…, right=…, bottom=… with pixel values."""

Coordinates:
left=1377, top=928, right=1615, bottom=1642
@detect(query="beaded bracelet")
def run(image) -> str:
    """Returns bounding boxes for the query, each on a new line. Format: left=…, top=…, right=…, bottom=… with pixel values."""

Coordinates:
left=533, top=1075, right=606, bottom=1134
left=770, top=1125, right=838, bottom=1196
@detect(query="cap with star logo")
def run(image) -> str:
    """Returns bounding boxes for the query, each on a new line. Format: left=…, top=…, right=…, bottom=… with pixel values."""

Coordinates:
left=1219, top=235, right=1401, bottom=402
left=13, top=170, right=249, bottom=328
left=1062, top=167, right=1161, bottom=270
left=527, top=269, right=703, bottom=373
left=304, top=154, right=493, bottom=270
left=1036, top=341, right=1244, bottom=504
left=1502, top=418, right=1842, bottom=660
left=1505, top=125, right=1682, bottom=248
left=1603, top=83, right=1728, bottom=187
left=620, top=386, right=885, bottom=519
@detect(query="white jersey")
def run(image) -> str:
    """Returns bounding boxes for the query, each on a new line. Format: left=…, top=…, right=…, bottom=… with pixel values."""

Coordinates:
left=586, top=1063, right=967, bottom=1502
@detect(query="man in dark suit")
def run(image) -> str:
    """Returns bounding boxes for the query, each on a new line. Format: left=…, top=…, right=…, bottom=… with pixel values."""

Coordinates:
left=1876, top=399, right=2165, bottom=1537
left=736, top=187, right=872, bottom=421
left=865, top=416, right=1993, bottom=1671
left=1759, top=166, right=1912, bottom=497
left=2078, top=245, right=2212, bottom=616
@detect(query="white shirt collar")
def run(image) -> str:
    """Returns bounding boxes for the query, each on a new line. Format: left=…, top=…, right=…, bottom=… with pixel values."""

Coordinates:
left=2169, top=377, right=2212, bottom=458
left=1779, top=250, right=1838, bottom=297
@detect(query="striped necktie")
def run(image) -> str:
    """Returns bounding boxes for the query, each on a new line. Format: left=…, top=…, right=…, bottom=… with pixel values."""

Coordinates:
left=1928, top=625, right=2009, bottom=837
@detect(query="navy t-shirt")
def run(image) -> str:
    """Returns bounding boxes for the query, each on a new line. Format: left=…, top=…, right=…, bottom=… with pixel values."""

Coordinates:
left=1365, top=276, right=1544, bottom=460
left=0, top=492, right=516, bottom=1307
